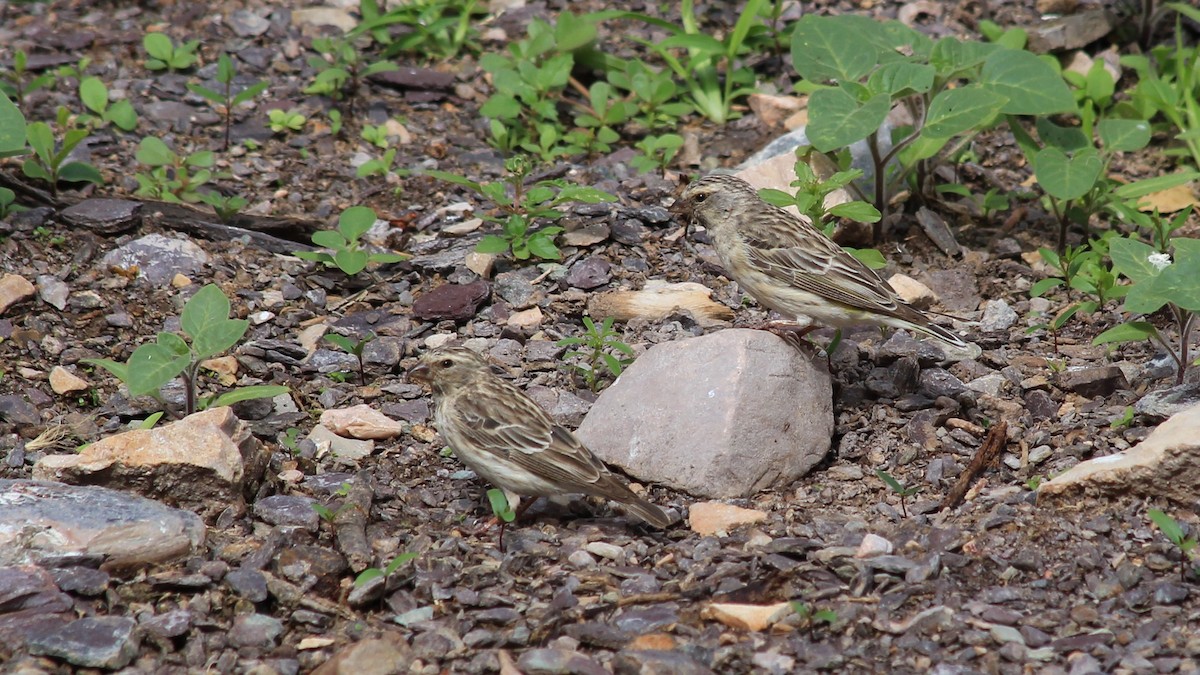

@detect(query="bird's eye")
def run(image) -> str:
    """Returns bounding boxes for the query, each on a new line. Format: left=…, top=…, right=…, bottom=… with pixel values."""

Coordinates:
left=440, top=359, right=454, bottom=368
left=693, top=193, right=708, bottom=203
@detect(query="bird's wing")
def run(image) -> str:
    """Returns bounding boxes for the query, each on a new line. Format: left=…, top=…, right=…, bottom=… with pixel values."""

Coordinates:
left=740, top=213, right=917, bottom=320
left=451, top=384, right=609, bottom=490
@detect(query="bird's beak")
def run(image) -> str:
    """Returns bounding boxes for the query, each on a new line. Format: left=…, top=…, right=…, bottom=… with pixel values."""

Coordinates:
left=408, top=363, right=430, bottom=383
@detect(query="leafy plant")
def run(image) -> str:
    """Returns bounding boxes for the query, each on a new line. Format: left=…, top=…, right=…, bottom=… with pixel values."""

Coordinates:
left=279, top=426, right=302, bottom=454
left=312, top=482, right=354, bottom=523
left=1148, top=508, right=1198, bottom=581
left=0, top=49, right=56, bottom=105
left=352, top=0, right=484, bottom=61
left=605, top=59, right=694, bottom=130
left=78, top=76, right=138, bottom=131
left=21, top=108, right=104, bottom=196
left=789, top=600, right=838, bottom=631
left=1024, top=475, right=1044, bottom=491
left=134, top=136, right=214, bottom=203
left=487, top=488, right=517, bottom=524
left=1093, top=234, right=1200, bottom=384
left=1120, top=12, right=1200, bottom=171
left=599, top=0, right=766, bottom=124
left=630, top=133, right=684, bottom=174
left=186, top=53, right=269, bottom=150
left=355, top=551, right=419, bottom=588
left=1110, top=406, right=1135, bottom=429
left=84, top=284, right=288, bottom=416
left=294, top=206, right=408, bottom=275
left=875, top=468, right=920, bottom=518
left=1028, top=238, right=1126, bottom=342
left=198, top=192, right=248, bottom=222
left=557, top=317, right=634, bottom=392
left=143, top=32, right=200, bottom=72
left=305, top=36, right=397, bottom=113
left=0, top=187, right=24, bottom=219
left=786, top=14, right=1075, bottom=223
left=268, top=108, right=306, bottom=134
left=0, top=91, right=27, bottom=160
left=427, top=155, right=615, bottom=261
left=325, top=332, right=375, bottom=385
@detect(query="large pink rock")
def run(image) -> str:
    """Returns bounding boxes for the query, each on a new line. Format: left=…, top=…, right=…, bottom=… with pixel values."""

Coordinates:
left=576, top=329, right=832, bottom=498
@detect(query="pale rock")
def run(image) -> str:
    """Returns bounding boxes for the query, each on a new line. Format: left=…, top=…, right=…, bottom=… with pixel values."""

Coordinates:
left=577, top=330, right=832, bottom=498
left=260, top=289, right=285, bottom=308
left=32, top=407, right=268, bottom=520
left=383, top=118, right=411, bottom=145
left=171, top=274, right=192, bottom=288
left=586, top=281, right=734, bottom=328
left=856, top=533, right=894, bottom=558
left=0, top=479, right=205, bottom=568
left=200, top=356, right=239, bottom=385
left=298, top=324, right=328, bottom=355
left=307, top=424, right=375, bottom=461
left=689, top=502, right=769, bottom=536
left=291, top=7, right=358, bottom=32
left=1039, top=403, right=1200, bottom=506
left=464, top=251, right=497, bottom=278
left=980, top=299, right=1018, bottom=332
left=424, top=333, right=456, bottom=349
left=0, top=273, right=36, bottom=316
left=442, top=218, right=483, bottom=235
left=99, top=234, right=210, bottom=286
left=319, top=404, right=405, bottom=440
left=311, top=634, right=413, bottom=675
left=36, top=275, right=69, bottom=310
left=888, top=274, right=937, bottom=310
left=249, top=310, right=275, bottom=325
left=702, top=602, right=791, bottom=632
left=49, top=367, right=89, bottom=395
left=748, top=93, right=804, bottom=128
left=507, top=307, right=543, bottom=330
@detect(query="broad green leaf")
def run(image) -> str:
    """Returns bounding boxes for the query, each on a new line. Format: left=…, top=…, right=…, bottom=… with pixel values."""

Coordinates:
left=333, top=248, right=369, bottom=276
left=106, top=100, right=138, bottom=131
left=126, top=342, right=190, bottom=396
left=136, top=136, right=175, bottom=166
left=1098, top=119, right=1151, bottom=152
left=182, top=284, right=233, bottom=339
left=476, top=235, right=511, bottom=255
left=790, top=15, right=877, bottom=83
left=311, top=230, right=349, bottom=249
left=486, top=488, right=516, bottom=522
left=369, top=252, right=408, bottom=264
left=192, top=319, right=249, bottom=360
left=1149, top=508, right=1187, bottom=545
left=355, top=568, right=384, bottom=587
left=79, top=77, right=108, bottom=114
left=0, top=91, right=27, bottom=158
left=325, top=334, right=356, bottom=352
left=554, top=11, right=596, bottom=51
left=1035, top=117, right=1090, bottom=153
left=384, top=552, right=419, bottom=575
left=807, top=88, right=890, bottom=151
left=660, top=33, right=726, bottom=56
left=206, top=385, right=291, bottom=409
left=829, top=201, right=881, bottom=223
left=1109, top=236, right=1163, bottom=283
left=1112, top=171, right=1200, bottom=200
left=57, top=162, right=103, bottom=185
left=526, top=232, right=561, bottom=260
left=1153, top=240, right=1200, bottom=311
left=980, top=48, right=1075, bottom=115
left=143, top=33, right=174, bottom=60
left=1030, top=278, right=1063, bottom=296
left=1093, top=321, right=1157, bottom=346
left=847, top=247, right=887, bottom=269
left=930, top=37, right=996, bottom=75
left=867, top=62, right=934, bottom=97
left=156, top=331, right=190, bottom=356
left=292, top=251, right=334, bottom=265
left=26, top=121, right=54, bottom=160
left=338, top=206, right=377, bottom=242
left=921, top=85, right=1007, bottom=139
left=22, top=159, right=50, bottom=181
left=1033, top=147, right=1102, bottom=200
left=82, top=358, right=129, bottom=383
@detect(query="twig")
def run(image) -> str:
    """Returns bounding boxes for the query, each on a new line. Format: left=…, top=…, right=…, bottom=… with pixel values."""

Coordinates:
left=940, top=420, right=1008, bottom=511
left=333, top=469, right=375, bottom=573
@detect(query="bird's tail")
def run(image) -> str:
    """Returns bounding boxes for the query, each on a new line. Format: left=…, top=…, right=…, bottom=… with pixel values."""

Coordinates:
left=910, top=321, right=981, bottom=361
left=621, top=496, right=673, bottom=528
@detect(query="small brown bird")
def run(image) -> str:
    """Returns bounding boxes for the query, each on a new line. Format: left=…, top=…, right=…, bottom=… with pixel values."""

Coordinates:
left=676, top=174, right=981, bottom=359
left=409, top=346, right=671, bottom=530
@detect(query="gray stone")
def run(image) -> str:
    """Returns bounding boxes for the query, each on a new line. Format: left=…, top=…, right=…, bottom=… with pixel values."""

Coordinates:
left=564, top=257, right=611, bottom=290
left=967, top=373, right=1007, bottom=397
left=613, top=649, right=716, bottom=675
left=141, top=609, right=192, bottom=639
left=0, top=395, right=41, bottom=426
left=493, top=271, right=540, bottom=309
left=980, top=299, right=1018, bottom=332
left=919, top=368, right=967, bottom=399
left=229, top=613, right=284, bottom=649
left=1056, top=366, right=1129, bottom=398
left=28, top=616, right=139, bottom=669
left=518, top=648, right=608, bottom=675
left=1135, top=382, right=1200, bottom=422
left=99, top=233, right=209, bottom=285
left=576, top=330, right=832, bottom=498
left=35, top=275, right=69, bottom=310
left=59, top=198, right=141, bottom=234
left=254, top=495, right=320, bottom=531
left=876, top=331, right=947, bottom=366
left=49, top=567, right=109, bottom=596
left=224, top=568, right=269, bottom=603
left=0, top=480, right=205, bottom=568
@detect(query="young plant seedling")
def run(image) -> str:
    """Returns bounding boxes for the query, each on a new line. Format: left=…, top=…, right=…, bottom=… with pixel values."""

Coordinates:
left=312, top=482, right=355, bottom=523
left=876, top=469, right=920, bottom=518
left=84, top=283, right=289, bottom=416
left=556, top=317, right=635, bottom=392
left=789, top=600, right=838, bottom=632
left=268, top=108, right=306, bottom=134
left=0, top=49, right=56, bottom=105
left=22, top=108, right=103, bottom=196
left=134, top=136, right=215, bottom=203
left=143, top=33, right=200, bottom=72
left=187, top=53, right=269, bottom=150
left=324, top=332, right=375, bottom=385
left=78, top=76, right=138, bottom=131
left=487, top=488, right=518, bottom=552
left=293, top=206, right=408, bottom=276
left=1148, top=509, right=1198, bottom=581
left=198, top=192, right=248, bottom=223
left=354, top=551, right=419, bottom=589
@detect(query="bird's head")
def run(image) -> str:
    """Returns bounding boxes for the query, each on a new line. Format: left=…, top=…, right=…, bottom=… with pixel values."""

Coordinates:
left=409, top=346, right=489, bottom=394
left=673, top=174, right=757, bottom=235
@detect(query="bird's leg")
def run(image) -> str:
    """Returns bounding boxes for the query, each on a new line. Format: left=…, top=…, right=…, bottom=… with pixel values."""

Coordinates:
left=759, top=320, right=817, bottom=340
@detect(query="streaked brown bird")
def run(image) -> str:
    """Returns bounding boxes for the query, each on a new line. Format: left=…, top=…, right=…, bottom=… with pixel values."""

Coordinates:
left=409, top=347, right=671, bottom=532
left=675, top=174, right=980, bottom=360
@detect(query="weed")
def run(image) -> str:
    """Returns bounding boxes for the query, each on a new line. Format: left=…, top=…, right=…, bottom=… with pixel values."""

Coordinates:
left=556, top=317, right=635, bottom=392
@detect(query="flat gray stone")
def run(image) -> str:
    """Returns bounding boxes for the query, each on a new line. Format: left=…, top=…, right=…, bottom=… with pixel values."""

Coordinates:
left=98, top=233, right=209, bottom=286
left=28, top=615, right=139, bottom=669
left=0, top=479, right=206, bottom=568
left=576, top=329, right=832, bottom=498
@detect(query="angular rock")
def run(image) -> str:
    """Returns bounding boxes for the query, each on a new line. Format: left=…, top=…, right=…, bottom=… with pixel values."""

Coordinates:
left=612, top=649, right=716, bottom=675
left=49, top=366, right=89, bottom=395
left=703, top=602, right=791, bottom=632
left=28, top=616, right=139, bottom=669
left=0, top=480, right=205, bottom=568
left=0, top=273, right=36, bottom=316
left=564, top=256, right=612, bottom=290
left=689, top=502, right=768, bottom=536
left=1040, top=403, right=1200, bottom=506
left=576, top=330, right=832, bottom=498
left=32, top=407, right=269, bottom=520
left=412, top=280, right=489, bottom=321
left=253, top=495, right=320, bottom=531
left=59, top=198, right=142, bottom=234
left=99, top=233, right=210, bottom=286
left=36, top=275, right=69, bottom=310
left=319, top=404, right=405, bottom=439
left=979, top=299, right=1018, bottom=332
left=887, top=274, right=937, bottom=310
left=1056, top=365, right=1129, bottom=398
left=307, top=424, right=375, bottom=461
left=1134, top=382, right=1200, bottom=422
left=312, top=634, right=414, bottom=675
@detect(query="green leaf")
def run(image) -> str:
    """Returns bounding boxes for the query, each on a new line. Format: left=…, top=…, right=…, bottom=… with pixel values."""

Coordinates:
left=921, top=85, right=1007, bottom=139
left=25, top=121, right=53, bottom=161
left=324, top=334, right=356, bottom=352
left=156, top=331, right=190, bottom=357
left=311, top=230, right=349, bottom=249
left=1112, top=171, right=1200, bottom=200
left=106, top=100, right=138, bottom=131
left=930, top=37, right=996, bottom=75
left=829, top=202, right=882, bottom=223
left=980, top=48, right=1075, bottom=115
left=486, top=488, right=516, bottom=522
left=807, top=88, right=891, bottom=152
left=354, top=568, right=383, bottom=587
left=1108, top=236, right=1161, bottom=284
left=875, top=469, right=905, bottom=493
left=1033, top=147, right=1102, bottom=201
left=847, top=247, right=887, bottom=269
left=136, top=136, right=175, bottom=166
left=660, top=33, right=726, bottom=56
left=867, top=62, right=934, bottom=97
left=181, top=284, right=232, bottom=339
left=143, top=33, right=174, bottom=60
left=0, top=91, right=27, bottom=158
left=82, top=358, right=129, bottom=384
left=1149, top=509, right=1186, bottom=546
left=338, top=206, right=377, bottom=242
left=1030, top=278, right=1064, bottom=297
left=384, top=552, right=419, bottom=575
left=1097, top=119, right=1151, bottom=152
left=192, top=319, right=249, bottom=360
left=79, top=77, right=108, bottom=114
left=790, top=15, right=878, bottom=82
left=334, top=248, right=370, bottom=276
left=526, top=232, right=561, bottom=260
left=1035, top=117, right=1090, bottom=152
left=57, top=162, right=103, bottom=185
left=476, top=235, right=512, bottom=254
left=126, top=342, right=191, bottom=396
left=206, top=385, right=290, bottom=409
left=1093, top=321, right=1157, bottom=346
